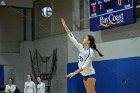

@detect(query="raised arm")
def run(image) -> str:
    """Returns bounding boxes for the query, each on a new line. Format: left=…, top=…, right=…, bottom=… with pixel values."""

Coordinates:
left=61, top=18, right=82, bottom=50
left=61, top=18, right=71, bottom=34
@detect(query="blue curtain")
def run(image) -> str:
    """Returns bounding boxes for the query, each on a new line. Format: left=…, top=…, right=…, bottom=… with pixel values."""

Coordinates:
left=0, top=65, right=4, bottom=85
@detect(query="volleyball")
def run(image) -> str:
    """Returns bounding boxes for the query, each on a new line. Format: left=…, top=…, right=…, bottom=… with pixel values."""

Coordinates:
left=42, top=7, right=52, bottom=18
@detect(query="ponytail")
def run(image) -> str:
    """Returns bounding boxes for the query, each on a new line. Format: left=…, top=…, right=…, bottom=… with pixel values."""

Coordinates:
left=87, top=35, right=103, bottom=57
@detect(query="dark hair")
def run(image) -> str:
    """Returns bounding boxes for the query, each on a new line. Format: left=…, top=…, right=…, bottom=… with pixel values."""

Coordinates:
left=87, top=35, right=103, bottom=57
left=37, top=76, right=43, bottom=82
left=8, top=78, right=14, bottom=84
left=27, top=74, right=33, bottom=81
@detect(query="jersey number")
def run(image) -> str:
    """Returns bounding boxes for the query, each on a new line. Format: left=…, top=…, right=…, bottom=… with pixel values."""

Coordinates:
left=79, top=56, right=83, bottom=62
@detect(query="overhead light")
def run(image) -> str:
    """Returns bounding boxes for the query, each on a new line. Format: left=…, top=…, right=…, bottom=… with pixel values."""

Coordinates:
left=136, top=5, right=140, bottom=8
left=1, top=0, right=6, bottom=6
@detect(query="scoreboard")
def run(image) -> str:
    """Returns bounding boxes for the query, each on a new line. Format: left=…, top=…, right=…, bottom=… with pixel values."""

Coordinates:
left=90, top=0, right=136, bottom=31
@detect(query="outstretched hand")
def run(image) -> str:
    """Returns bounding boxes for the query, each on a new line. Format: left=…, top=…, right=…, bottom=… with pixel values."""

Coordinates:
left=67, top=72, right=75, bottom=79
left=61, top=18, right=66, bottom=27
left=60, top=18, right=71, bottom=34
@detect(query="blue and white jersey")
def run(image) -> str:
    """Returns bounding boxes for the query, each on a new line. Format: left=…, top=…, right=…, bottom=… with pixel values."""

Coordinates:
left=68, top=32, right=95, bottom=76
left=37, top=82, right=45, bottom=93
left=24, top=81, right=36, bottom=93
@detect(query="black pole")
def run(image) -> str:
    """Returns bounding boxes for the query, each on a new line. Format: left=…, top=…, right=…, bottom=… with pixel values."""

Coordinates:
left=0, top=5, right=32, bottom=9
left=23, top=9, right=26, bottom=41
left=31, top=2, right=35, bottom=41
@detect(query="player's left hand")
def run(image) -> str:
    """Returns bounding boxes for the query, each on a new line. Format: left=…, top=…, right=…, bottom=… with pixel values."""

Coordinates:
left=67, top=72, right=75, bottom=79
left=61, top=18, right=66, bottom=26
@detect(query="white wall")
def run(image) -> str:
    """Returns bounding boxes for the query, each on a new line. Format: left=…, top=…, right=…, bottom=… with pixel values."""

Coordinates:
left=101, top=18, right=140, bottom=42
left=68, top=31, right=140, bottom=62
left=20, top=34, right=68, bottom=93
left=95, top=37, right=140, bottom=61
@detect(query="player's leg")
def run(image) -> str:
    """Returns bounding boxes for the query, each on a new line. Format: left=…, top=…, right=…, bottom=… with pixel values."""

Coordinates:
left=86, top=78, right=96, bottom=93
left=83, top=80, right=87, bottom=92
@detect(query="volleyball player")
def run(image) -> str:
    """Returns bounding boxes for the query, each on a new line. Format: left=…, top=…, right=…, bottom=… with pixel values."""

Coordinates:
left=37, top=76, right=45, bottom=93
left=61, top=18, right=103, bottom=93
left=24, top=74, right=36, bottom=93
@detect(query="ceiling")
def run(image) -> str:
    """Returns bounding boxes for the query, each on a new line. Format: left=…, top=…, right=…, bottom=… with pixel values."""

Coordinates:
left=1, top=0, right=140, bottom=8
left=1, top=0, right=36, bottom=8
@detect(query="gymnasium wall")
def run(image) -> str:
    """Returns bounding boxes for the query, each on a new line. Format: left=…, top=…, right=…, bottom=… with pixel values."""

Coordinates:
left=20, top=13, right=140, bottom=93
left=34, top=0, right=73, bottom=39
left=0, top=53, right=25, bottom=90
left=25, top=9, right=33, bottom=41
left=68, top=33, right=140, bottom=62
left=67, top=57, right=140, bottom=93
left=101, top=18, right=140, bottom=42
left=0, top=7, right=25, bottom=90
left=0, top=7, right=33, bottom=92
left=0, top=0, right=72, bottom=92
left=67, top=19, right=140, bottom=93
left=0, top=6, right=33, bottom=92
left=0, top=1, right=139, bottom=93
left=0, top=7, right=23, bottom=53
left=68, top=18, right=140, bottom=62
left=20, top=17, right=140, bottom=92
left=20, top=34, right=68, bottom=93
